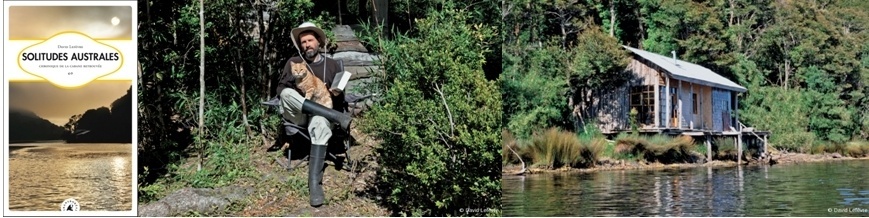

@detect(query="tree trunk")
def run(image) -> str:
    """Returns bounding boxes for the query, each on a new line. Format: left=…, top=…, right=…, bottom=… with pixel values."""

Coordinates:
left=561, top=21, right=567, bottom=48
left=256, top=1, right=268, bottom=98
left=729, top=0, right=735, bottom=27
left=783, top=59, right=790, bottom=90
left=636, top=6, right=645, bottom=47
left=237, top=49, right=253, bottom=138
left=610, top=0, right=616, bottom=37
left=198, top=0, right=205, bottom=170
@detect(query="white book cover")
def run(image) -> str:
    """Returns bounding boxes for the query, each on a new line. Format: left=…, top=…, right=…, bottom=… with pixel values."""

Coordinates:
left=331, top=71, right=352, bottom=91
left=4, top=1, right=138, bottom=216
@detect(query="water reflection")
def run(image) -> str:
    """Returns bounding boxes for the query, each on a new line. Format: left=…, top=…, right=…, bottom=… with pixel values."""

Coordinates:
left=9, top=143, right=132, bottom=211
left=504, top=160, right=869, bottom=216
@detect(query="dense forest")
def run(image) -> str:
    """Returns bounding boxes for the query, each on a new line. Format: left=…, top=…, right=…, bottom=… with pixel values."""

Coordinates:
left=8, top=109, right=64, bottom=142
left=137, top=0, right=499, bottom=216
left=502, top=0, right=869, bottom=152
left=132, top=0, right=866, bottom=216
left=62, top=87, right=134, bottom=143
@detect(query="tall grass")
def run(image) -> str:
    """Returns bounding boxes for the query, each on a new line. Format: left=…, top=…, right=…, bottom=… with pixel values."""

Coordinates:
left=525, top=128, right=604, bottom=169
left=502, top=130, right=531, bottom=165
left=845, top=141, right=869, bottom=157
left=805, top=140, right=869, bottom=158
left=713, top=137, right=736, bottom=160
left=614, top=133, right=699, bottom=164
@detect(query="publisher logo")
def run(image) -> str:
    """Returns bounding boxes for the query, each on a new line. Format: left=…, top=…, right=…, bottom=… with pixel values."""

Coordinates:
left=61, top=198, right=80, bottom=211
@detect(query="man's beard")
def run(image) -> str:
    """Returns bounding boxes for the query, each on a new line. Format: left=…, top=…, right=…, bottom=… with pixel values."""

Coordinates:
left=304, top=49, right=318, bottom=59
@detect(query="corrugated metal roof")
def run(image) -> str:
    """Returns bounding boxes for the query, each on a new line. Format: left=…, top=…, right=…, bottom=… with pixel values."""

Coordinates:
left=623, top=45, right=747, bottom=92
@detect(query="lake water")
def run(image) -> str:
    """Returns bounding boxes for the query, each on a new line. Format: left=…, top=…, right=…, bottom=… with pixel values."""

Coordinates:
left=503, top=160, right=869, bottom=216
left=8, top=142, right=133, bottom=211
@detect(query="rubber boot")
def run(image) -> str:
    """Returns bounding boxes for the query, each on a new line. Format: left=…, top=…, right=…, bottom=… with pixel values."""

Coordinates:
left=301, top=100, right=351, bottom=130
left=308, top=144, right=328, bottom=207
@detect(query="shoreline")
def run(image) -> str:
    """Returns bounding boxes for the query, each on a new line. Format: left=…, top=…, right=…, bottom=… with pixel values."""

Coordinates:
left=503, top=152, right=869, bottom=175
left=8, top=140, right=65, bottom=144
left=8, top=145, right=37, bottom=153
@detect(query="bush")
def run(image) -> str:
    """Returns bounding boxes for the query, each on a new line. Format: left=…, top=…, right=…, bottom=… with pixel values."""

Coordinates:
left=629, top=108, right=640, bottom=135
left=501, top=41, right=572, bottom=140
left=738, top=86, right=818, bottom=152
left=359, top=7, right=500, bottom=216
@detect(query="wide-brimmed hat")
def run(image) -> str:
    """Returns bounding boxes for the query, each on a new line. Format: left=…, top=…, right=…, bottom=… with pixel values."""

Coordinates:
left=291, top=22, right=327, bottom=50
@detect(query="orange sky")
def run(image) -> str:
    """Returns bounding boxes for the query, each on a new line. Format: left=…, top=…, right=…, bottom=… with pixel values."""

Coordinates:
left=9, top=81, right=132, bottom=126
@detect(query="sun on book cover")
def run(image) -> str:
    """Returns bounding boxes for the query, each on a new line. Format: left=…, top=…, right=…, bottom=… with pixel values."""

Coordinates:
left=3, top=1, right=137, bottom=216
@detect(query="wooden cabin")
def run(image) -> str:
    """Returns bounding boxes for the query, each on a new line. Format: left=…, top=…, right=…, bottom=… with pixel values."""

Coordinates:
left=593, top=46, right=770, bottom=161
left=596, top=45, right=751, bottom=134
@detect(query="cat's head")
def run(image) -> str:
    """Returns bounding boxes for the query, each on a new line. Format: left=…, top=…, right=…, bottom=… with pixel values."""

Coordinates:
left=291, top=62, right=309, bottom=80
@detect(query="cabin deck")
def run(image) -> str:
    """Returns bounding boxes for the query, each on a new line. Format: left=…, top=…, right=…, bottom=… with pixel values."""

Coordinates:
left=604, top=126, right=771, bottom=164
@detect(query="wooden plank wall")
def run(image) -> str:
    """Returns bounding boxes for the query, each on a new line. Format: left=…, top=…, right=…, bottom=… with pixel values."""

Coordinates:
left=594, top=56, right=728, bottom=133
left=712, top=88, right=732, bottom=132
left=701, top=85, right=713, bottom=130
left=594, top=58, right=658, bottom=133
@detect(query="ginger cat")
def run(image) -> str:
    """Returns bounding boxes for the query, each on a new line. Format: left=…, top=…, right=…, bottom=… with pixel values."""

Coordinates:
left=291, top=62, right=332, bottom=109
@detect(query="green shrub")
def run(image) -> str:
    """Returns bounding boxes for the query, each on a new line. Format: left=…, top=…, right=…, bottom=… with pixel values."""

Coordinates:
left=738, top=86, right=819, bottom=152
left=694, top=142, right=707, bottom=157
left=359, top=7, right=500, bottom=216
left=501, top=41, right=572, bottom=140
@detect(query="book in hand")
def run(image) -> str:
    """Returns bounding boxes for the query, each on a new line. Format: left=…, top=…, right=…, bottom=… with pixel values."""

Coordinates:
left=331, top=71, right=352, bottom=91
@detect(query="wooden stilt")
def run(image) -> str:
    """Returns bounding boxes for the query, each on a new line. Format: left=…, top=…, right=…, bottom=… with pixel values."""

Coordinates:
left=706, top=134, right=712, bottom=162
left=737, top=133, right=743, bottom=165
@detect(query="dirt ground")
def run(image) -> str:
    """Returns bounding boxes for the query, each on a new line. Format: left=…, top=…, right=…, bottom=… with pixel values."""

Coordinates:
left=232, top=126, right=391, bottom=217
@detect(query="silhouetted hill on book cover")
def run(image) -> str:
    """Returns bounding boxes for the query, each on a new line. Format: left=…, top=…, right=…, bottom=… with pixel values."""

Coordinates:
left=9, top=108, right=65, bottom=143
left=64, top=87, right=133, bottom=143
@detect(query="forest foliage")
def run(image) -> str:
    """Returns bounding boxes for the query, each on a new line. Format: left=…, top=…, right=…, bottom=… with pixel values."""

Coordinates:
left=502, top=0, right=869, bottom=150
left=137, top=0, right=501, bottom=216
left=358, top=1, right=502, bottom=216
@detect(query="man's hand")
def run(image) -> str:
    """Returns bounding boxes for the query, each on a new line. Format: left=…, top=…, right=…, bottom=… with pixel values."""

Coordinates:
left=329, top=87, right=343, bottom=96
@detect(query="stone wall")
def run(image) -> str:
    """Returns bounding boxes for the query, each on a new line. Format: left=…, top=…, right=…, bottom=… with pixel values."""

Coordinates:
left=325, top=25, right=381, bottom=115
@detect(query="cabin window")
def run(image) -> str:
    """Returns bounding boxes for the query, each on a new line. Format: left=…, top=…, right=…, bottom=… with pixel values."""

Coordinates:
left=630, top=85, right=655, bottom=125
left=692, top=93, right=698, bottom=114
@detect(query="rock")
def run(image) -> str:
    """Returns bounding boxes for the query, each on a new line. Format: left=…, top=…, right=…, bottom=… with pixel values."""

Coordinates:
left=331, top=25, right=369, bottom=52
left=832, top=153, right=842, bottom=158
left=327, top=51, right=381, bottom=66
left=344, top=66, right=381, bottom=79
left=332, top=25, right=361, bottom=42
left=138, top=186, right=254, bottom=217
left=334, top=41, right=368, bottom=53
left=138, top=202, right=171, bottom=217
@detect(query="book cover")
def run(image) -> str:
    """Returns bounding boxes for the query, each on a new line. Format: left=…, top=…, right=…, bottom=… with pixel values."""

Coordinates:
left=3, top=1, right=137, bottom=216
left=331, top=71, right=352, bottom=91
